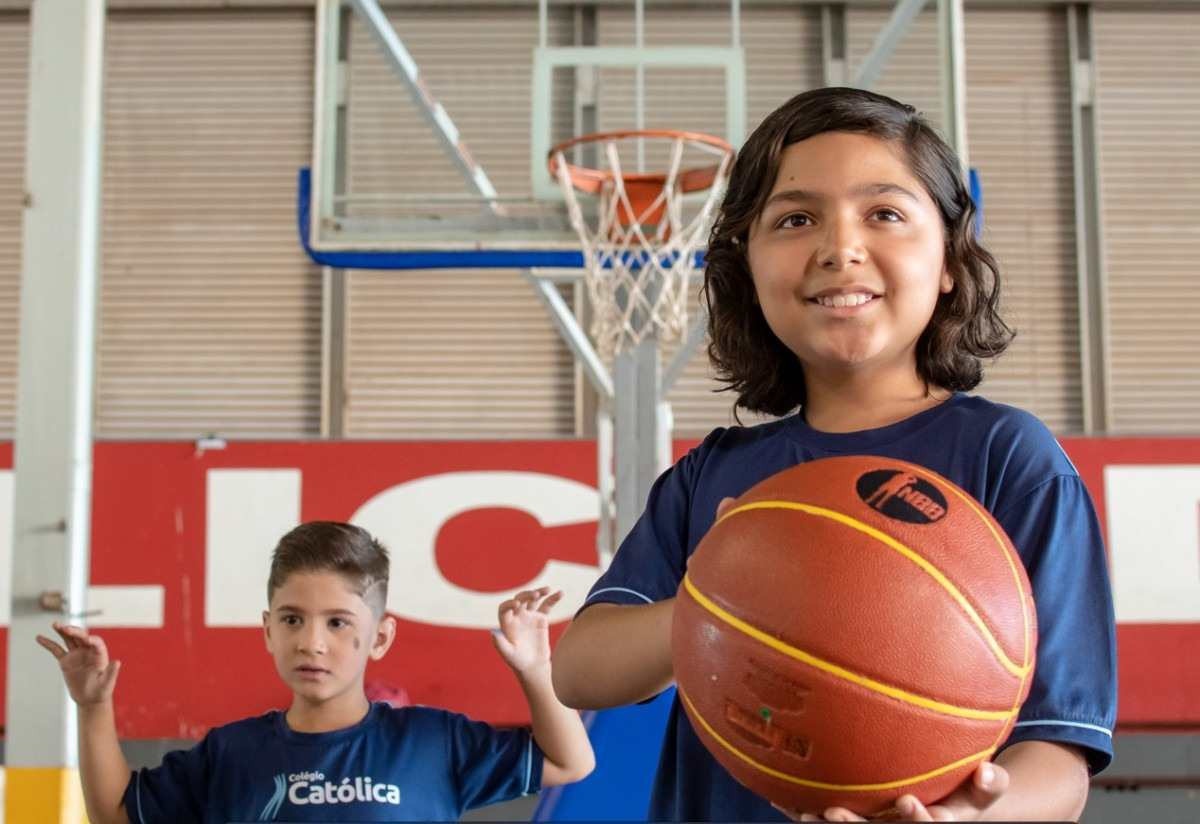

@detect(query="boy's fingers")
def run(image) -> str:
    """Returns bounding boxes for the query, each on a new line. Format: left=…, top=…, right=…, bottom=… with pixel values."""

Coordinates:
left=489, top=628, right=515, bottom=656
left=53, top=624, right=84, bottom=647
left=35, top=635, right=67, bottom=660
left=537, top=591, right=565, bottom=613
left=101, top=660, right=122, bottom=690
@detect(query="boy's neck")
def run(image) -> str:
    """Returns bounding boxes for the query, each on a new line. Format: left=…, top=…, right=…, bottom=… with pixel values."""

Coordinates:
left=285, top=691, right=372, bottom=734
left=802, top=369, right=949, bottom=433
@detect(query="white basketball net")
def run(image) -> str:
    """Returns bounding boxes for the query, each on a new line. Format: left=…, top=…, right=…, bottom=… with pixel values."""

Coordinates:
left=553, top=134, right=733, bottom=358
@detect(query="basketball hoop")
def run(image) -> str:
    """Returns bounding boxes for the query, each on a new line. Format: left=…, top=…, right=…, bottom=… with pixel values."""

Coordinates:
left=549, top=129, right=734, bottom=357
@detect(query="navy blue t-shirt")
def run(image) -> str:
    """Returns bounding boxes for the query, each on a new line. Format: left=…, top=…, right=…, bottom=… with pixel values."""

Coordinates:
left=122, top=702, right=543, bottom=822
left=585, top=393, right=1117, bottom=821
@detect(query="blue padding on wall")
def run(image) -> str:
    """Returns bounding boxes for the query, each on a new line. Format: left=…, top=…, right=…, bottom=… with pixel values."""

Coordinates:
left=968, top=167, right=983, bottom=237
left=533, top=688, right=675, bottom=821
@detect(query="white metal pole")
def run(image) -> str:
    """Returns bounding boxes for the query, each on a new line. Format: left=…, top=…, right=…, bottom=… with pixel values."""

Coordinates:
left=7, top=3, right=105, bottom=819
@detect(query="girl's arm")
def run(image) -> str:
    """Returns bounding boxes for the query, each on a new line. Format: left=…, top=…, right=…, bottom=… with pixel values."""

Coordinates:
left=550, top=599, right=676, bottom=709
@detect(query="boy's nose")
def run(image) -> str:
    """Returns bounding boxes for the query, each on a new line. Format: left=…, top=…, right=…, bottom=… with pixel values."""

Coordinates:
left=297, top=628, right=327, bottom=654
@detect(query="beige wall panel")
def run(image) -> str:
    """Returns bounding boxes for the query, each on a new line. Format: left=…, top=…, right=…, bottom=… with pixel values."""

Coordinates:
left=345, top=270, right=575, bottom=437
left=0, top=13, right=28, bottom=438
left=963, top=8, right=1080, bottom=433
left=1095, top=9, right=1200, bottom=433
left=98, top=10, right=321, bottom=437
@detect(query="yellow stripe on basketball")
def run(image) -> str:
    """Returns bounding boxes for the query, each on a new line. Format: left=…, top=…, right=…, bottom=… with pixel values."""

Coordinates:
left=913, top=471, right=1035, bottom=673
left=681, top=575, right=1017, bottom=722
left=716, top=500, right=1031, bottom=680
left=679, top=688, right=996, bottom=793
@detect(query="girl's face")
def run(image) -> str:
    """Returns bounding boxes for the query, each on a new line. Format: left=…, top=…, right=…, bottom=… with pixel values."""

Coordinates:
left=746, top=131, right=953, bottom=386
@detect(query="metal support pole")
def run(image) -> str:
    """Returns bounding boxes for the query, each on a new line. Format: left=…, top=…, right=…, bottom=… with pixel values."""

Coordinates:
left=821, top=4, right=848, bottom=87
left=614, top=338, right=662, bottom=544
left=322, top=8, right=351, bottom=438
left=853, top=0, right=928, bottom=90
left=6, top=3, right=105, bottom=821
left=937, top=0, right=969, bottom=167
left=346, top=0, right=502, bottom=205
left=1067, top=4, right=1111, bottom=433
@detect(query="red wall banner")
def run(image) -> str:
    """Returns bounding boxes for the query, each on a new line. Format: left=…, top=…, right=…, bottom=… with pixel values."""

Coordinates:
left=0, top=438, right=1196, bottom=739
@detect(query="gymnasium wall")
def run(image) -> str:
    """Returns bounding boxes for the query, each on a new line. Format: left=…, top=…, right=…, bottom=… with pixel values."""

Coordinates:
left=0, top=437, right=1196, bottom=737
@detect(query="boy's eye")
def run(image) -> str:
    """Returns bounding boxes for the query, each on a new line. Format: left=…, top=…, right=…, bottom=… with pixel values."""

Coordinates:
left=329, top=617, right=349, bottom=630
left=282, top=615, right=301, bottom=627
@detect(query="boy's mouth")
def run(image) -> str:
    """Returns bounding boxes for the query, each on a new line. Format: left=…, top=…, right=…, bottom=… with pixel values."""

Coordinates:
left=295, top=665, right=331, bottom=678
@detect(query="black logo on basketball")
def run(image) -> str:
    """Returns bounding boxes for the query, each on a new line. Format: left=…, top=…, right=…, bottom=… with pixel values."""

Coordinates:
left=856, top=469, right=948, bottom=524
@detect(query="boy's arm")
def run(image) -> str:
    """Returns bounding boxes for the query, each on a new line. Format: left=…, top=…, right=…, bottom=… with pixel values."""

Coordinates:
left=492, top=588, right=595, bottom=786
left=36, top=624, right=131, bottom=824
left=550, top=599, right=675, bottom=709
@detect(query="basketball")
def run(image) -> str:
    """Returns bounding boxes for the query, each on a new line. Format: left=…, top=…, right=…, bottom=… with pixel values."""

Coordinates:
left=671, top=455, right=1037, bottom=816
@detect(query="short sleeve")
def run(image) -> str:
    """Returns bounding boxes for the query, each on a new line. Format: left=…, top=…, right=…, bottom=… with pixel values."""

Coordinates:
left=448, top=713, right=544, bottom=811
left=122, top=734, right=210, bottom=824
left=582, top=435, right=718, bottom=610
left=995, top=475, right=1117, bottom=773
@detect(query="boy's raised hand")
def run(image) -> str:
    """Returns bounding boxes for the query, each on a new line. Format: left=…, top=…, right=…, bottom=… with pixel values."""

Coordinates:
left=36, top=622, right=122, bottom=706
left=492, top=586, right=564, bottom=675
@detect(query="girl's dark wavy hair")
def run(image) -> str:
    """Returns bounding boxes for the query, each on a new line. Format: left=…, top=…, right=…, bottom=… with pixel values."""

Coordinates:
left=704, top=86, right=1013, bottom=417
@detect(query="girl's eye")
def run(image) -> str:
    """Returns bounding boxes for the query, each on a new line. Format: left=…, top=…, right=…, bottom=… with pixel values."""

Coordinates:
left=776, top=213, right=812, bottom=229
left=873, top=208, right=903, bottom=222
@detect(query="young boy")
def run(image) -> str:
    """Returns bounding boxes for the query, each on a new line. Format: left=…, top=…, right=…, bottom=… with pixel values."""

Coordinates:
left=38, top=520, right=595, bottom=823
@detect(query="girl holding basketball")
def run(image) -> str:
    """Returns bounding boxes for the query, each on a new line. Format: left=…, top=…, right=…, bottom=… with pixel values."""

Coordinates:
left=552, top=87, right=1115, bottom=822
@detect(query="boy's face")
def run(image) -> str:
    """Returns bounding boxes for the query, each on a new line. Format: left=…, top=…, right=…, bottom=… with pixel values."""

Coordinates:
left=746, top=130, right=952, bottom=385
left=263, top=570, right=395, bottom=709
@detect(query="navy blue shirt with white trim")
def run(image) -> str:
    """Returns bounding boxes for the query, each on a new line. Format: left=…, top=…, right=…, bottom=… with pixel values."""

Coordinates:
left=585, top=394, right=1117, bottom=821
left=122, top=702, right=543, bottom=823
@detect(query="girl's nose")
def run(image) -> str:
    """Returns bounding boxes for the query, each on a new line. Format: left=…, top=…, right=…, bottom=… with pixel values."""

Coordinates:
left=816, top=219, right=867, bottom=270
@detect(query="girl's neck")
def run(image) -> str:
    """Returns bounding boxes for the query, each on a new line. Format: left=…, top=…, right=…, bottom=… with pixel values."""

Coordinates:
left=286, top=690, right=371, bottom=734
left=802, top=369, right=950, bottom=434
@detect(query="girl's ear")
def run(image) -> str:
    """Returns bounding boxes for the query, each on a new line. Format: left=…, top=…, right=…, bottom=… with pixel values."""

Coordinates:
left=940, top=267, right=954, bottom=294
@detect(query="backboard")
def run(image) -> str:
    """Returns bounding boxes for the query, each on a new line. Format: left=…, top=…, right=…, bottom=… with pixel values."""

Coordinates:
left=306, top=0, right=746, bottom=267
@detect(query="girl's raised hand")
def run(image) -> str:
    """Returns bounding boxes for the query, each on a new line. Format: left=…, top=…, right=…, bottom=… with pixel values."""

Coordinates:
left=36, top=622, right=122, bottom=706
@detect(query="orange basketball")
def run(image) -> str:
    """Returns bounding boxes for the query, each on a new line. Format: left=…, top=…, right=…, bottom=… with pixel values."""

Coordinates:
left=671, top=455, right=1037, bottom=816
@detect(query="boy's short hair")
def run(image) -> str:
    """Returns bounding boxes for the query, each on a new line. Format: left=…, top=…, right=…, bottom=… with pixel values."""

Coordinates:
left=267, top=521, right=390, bottom=616
left=704, top=86, right=1014, bottom=417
